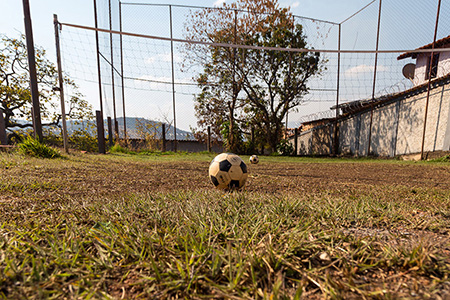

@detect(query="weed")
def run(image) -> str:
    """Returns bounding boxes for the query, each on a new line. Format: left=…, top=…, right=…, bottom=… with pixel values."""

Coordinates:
left=109, top=143, right=136, bottom=154
left=18, top=136, right=61, bottom=159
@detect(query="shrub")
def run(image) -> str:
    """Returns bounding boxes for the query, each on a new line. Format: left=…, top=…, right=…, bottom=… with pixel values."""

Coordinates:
left=109, top=143, right=135, bottom=154
left=18, top=136, right=61, bottom=159
left=69, top=129, right=98, bottom=152
left=276, top=139, right=294, bottom=156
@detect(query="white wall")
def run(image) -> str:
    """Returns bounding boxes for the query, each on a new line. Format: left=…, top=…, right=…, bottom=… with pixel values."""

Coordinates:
left=414, top=47, right=450, bottom=86
left=291, top=79, right=450, bottom=157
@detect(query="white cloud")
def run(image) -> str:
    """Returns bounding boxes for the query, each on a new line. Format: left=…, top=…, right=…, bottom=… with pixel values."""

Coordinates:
left=145, top=53, right=182, bottom=65
left=344, top=64, right=388, bottom=78
left=291, top=1, right=300, bottom=8
left=213, top=0, right=226, bottom=6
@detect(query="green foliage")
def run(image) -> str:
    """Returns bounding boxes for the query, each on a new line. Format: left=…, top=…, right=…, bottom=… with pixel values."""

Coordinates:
left=42, top=127, right=63, bottom=147
left=18, top=136, right=61, bottom=159
left=276, top=139, right=294, bottom=156
left=184, top=0, right=323, bottom=153
left=135, top=118, right=164, bottom=151
left=69, top=128, right=98, bottom=153
left=428, top=154, right=450, bottom=162
left=0, top=34, right=94, bottom=136
left=109, top=143, right=135, bottom=154
left=220, top=120, right=243, bottom=153
left=42, top=123, right=98, bottom=153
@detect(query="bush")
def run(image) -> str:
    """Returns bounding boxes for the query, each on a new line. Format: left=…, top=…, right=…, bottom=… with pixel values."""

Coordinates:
left=276, top=139, right=294, bottom=156
left=69, top=129, right=98, bottom=152
left=18, top=136, right=61, bottom=159
left=42, top=124, right=98, bottom=153
left=109, top=143, right=135, bottom=154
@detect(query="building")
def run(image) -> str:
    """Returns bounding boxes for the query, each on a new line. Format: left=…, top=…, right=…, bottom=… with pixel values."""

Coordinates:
left=397, top=35, right=450, bottom=86
left=290, top=36, right=450, bottom=158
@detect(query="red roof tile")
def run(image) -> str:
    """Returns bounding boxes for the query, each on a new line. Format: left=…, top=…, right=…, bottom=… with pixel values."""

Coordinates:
left=397, top=34, right=450, bottom=60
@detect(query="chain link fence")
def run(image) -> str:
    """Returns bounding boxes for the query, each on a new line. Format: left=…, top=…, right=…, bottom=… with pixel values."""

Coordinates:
left=57, top=0, right=450, bottom=143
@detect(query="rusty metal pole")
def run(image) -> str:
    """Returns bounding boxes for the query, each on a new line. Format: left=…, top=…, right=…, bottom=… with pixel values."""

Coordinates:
left=333, top=24, right=341, bottom=156
left=22, top=0, right=42, bottom=141
left=93, top=0, right=105, bottom=153
left=93, top=0, right=103, bottom=115
left=421, top=0, right=442, bottom=160
left=169, top=5, right=177, bottom=152
left=119, top=1, right=127, bottom=143
left=53, top=15, right=69, bottom=153
left=109, top=0, right=118, bottom=140
left=96, top=110, right=106, bottom=154
left=107, top=117, right=113, bottom=147
left=367, top=0, right=382, bottom=156
left=285, top=17, right=293, bottom=138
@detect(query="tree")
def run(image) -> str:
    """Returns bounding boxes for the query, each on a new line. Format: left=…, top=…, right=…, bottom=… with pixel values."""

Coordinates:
left=0, top=34, right=93, bottom=141
left=183, top=0, right=323, bottom=152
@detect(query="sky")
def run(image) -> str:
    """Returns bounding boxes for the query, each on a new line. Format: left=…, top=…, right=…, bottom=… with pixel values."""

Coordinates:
left=1, top=0, right=446, bottom=131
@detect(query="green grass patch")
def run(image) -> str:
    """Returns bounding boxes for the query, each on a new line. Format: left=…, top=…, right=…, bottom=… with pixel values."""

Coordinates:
left=1, top=151, right=450, bottom=299
left=18, top=136, right=61, bottom=159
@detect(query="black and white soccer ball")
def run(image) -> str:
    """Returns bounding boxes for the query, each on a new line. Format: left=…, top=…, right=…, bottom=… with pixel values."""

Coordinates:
left=249, top=155, right=259, bottom=164
left=209, top=153, right=248, bottom=190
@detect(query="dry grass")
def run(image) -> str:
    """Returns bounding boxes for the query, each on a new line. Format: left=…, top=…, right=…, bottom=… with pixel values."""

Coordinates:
left=1, top=151, right=450, bottom=299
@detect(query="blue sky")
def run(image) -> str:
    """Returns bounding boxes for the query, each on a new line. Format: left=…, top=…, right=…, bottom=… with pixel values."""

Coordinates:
left=1, top=0, right=446, bottom=130
left=1, top=0, right=376, bottom=62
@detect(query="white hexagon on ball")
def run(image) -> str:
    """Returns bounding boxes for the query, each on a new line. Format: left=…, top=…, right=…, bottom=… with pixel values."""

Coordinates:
left=249, top=155, right=259, bottom=164
left=209, top=153, right=248, bottom=190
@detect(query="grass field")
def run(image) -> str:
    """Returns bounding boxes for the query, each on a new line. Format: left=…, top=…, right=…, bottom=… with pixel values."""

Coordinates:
left=1, top=150, right=450, bottom=299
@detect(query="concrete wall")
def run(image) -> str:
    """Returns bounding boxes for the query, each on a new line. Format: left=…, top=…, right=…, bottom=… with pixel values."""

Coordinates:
left=291, top=78, right=450, bottom=157
left=295, top=124, right=333, bottom=156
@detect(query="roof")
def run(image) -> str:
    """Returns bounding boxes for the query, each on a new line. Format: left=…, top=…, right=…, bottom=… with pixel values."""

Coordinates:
left=397, top=34, right=450, bottom=60
left=301, top=118, right=335, bottom=126
left=336, top=72, right=450, bottom=118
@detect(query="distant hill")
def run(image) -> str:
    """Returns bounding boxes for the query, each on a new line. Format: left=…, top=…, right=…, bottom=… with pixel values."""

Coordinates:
left=10, top=117, right=196, bottom=141
left=113, top=117, right=195, bottom=140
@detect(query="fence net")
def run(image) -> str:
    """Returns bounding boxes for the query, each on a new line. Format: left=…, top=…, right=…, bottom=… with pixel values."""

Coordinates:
left=58, top=0, right=450, bottom=138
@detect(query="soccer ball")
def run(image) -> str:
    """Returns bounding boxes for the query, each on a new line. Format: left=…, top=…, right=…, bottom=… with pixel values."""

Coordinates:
left=209, top=153, right=248, bottom=190
left=249, top=155, right=259, bottom=164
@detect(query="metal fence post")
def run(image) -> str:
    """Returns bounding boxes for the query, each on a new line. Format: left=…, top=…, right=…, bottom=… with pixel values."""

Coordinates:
left=115, top=119, right=119, bottom=141
left=0, top=109, right=7, bottom=145
left=333, top=23, right=341, bottom=156
left=22, top=0, right=42, bottom=141
left=367, top=0, right=382, bottom=156
left=169, top=5, right=177, bottom=152
left=93, top=0, right=104, bottom=119
left=54, top=14, right=69, bottom=153
left=161, top=123, right=166, bottom=152
left=96, top=110, right=106, bottom=153
left=421, top=0, right=442, bottom=160
left=119, top=1, right=127, bottom=143
left=108, top=0, right=118, bottom=139
left=107, top=117, right=113, bottom=147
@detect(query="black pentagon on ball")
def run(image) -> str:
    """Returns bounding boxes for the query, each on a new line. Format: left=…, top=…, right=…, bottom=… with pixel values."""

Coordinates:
left=219, top=159, right=232, bottom=172
left=210, top=175, right=219, bottom=186
left=229, top=180, right=240, bottom=189
left=240, top=161, right=248, bottom=173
